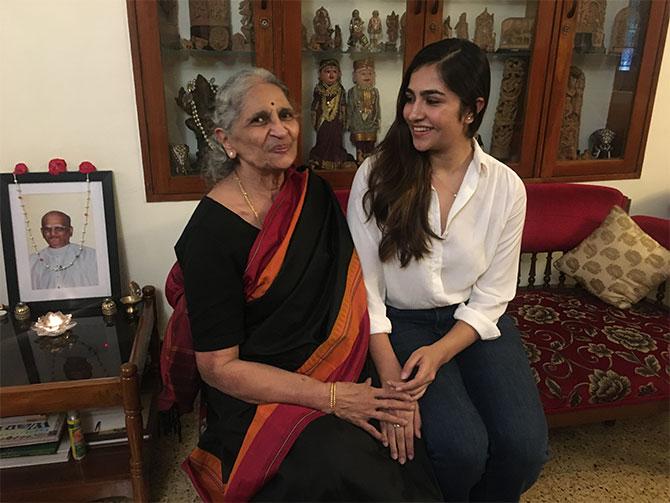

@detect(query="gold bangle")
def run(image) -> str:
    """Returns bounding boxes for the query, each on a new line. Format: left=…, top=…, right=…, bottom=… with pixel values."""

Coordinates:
left=329, top=382, right=337, bottom=412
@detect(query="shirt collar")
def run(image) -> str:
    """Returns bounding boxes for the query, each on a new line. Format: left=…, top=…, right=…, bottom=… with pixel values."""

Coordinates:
left=471, top=138, right=489, bottom=174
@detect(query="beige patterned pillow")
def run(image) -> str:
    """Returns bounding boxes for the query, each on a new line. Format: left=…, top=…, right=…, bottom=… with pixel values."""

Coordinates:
left=554, top=206, right=670, bottom=309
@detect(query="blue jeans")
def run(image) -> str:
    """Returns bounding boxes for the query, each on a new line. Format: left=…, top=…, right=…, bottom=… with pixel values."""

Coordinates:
left=387, top=305, right=548, bottom=502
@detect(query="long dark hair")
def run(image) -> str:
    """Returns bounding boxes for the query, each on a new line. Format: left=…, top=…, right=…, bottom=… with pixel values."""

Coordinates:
left=364, top=38, right=490, bottom=267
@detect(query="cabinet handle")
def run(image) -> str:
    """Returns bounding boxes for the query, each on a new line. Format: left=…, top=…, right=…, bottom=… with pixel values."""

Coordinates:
left=431, top=0, right=439, bottom=15
left=566, top=0, right=577, bottom=19
left=414, top=1, right=423, bottom=15
left=260, top=0, right=268, bottom=10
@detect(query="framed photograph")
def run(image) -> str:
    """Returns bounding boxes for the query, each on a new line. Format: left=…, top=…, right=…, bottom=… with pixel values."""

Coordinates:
left=0, top=171, right=120, bottom=315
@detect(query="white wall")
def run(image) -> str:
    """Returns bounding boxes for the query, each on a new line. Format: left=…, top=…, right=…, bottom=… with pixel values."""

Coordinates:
left=0, top=0, right=198, bottom=325
left=1, top=0, right=669, bottom=326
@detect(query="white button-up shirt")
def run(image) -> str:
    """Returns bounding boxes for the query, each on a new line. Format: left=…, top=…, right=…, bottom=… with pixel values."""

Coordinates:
left=347, top=141, right=526, bottom=340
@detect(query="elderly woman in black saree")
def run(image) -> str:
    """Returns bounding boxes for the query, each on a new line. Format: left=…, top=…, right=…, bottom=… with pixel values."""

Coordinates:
left=166, top=68, right=441, bottom=501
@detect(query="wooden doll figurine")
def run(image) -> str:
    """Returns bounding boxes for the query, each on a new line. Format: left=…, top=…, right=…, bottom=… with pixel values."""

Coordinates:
left=348, top=9, right=369, bottom=51
left=309, top=59, right=355, bottom=170
left=368, top=10, right=383, bottom=52
left=347, top=58, right=381, bottom=164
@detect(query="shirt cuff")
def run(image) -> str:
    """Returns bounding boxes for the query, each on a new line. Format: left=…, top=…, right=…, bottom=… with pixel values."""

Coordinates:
left=453, top=303, right=501, bottom=340
left=369, top=313, right=393, bottom=335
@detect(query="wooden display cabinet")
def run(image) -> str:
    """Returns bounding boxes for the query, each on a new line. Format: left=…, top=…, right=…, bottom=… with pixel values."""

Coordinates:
left=127, top=0, right=668, bottom=201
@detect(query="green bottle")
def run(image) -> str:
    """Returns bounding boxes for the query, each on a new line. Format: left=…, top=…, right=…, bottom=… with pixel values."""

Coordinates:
left=67, top=410, right=87, bottom=460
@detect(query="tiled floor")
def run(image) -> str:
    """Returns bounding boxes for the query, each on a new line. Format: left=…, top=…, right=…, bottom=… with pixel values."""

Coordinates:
left=149, top=410, right=670, bottom=502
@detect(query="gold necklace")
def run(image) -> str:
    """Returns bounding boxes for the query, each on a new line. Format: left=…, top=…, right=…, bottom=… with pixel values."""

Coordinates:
left=233, top=171, right=262, bottom=227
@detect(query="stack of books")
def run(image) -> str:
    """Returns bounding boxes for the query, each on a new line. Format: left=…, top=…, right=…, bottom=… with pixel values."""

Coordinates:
left=0, top=413, right=69, bottom=468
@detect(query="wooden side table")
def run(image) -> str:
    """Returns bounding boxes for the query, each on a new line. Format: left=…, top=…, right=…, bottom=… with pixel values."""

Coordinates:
left=0, top=286, right=160, bottom=502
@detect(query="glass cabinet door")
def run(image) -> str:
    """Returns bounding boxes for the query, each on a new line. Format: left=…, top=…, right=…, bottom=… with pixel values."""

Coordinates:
left=541, top=0, right=666, bottom=179
left=158, top=0, right=259, bottom=179
left=430, top=0, right=555, bottom=177
left=129, top=0, right=285, bottom=200
left=298, top=1, right=423, bottom=187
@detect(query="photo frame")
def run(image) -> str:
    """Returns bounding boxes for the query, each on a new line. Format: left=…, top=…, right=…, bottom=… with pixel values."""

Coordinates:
left=0, top=171, right=120, bottom=315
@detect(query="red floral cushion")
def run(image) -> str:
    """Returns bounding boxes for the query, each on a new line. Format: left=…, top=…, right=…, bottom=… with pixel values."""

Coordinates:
left=507, top=288, right=669, bottom=414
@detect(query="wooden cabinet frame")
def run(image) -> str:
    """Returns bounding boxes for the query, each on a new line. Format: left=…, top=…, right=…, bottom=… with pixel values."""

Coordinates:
left=128, top=0, right=669, bottom=201
left=536, top=0, right=669, bottom=182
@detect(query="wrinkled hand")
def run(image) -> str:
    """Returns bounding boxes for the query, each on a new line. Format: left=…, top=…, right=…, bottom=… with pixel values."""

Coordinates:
left=333, top=378, right=415, bottom=441
left=381, top=402, right=422, bottom=464
left=387, top=345, right=445, bottom=398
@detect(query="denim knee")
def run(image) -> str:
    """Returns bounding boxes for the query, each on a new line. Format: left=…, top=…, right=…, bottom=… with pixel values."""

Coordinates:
left=488, top=424, right=549, bottom=485
left=424, top=425, right=488, bottom=492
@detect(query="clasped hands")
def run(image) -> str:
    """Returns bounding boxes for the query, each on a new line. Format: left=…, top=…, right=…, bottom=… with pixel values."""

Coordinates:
left=382, top=344, right=445, bottom=464
left=332, top=344, right=444, bottom=465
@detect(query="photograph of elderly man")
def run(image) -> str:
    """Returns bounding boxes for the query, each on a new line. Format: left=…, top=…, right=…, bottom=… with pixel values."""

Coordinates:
left=30, top=210, right=98, bottom=289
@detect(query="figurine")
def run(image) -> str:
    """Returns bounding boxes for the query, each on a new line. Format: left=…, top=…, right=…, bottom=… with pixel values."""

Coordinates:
left=575, top=0, right=606, bottom=52
left=473, top=8, right=495, bottom=52
left=301, top=23, right=308, bottom=49
left=309, top=59, right=355, bottom=170
left=499, top=17, right=534, bottom=51
left=385, top=11, right=399, bottom=51
left=348, top=9, right=369, bottom=52
left=347, top=59, right=381, bottom=164
left=368, top=10, right=383, bottom=52
left=309, top=6, right=335, bottom=51
left=169, top=143, right=192, bottom=175
left=490, top=58, right=527, bottom=160
left=231, top=0, right=254, bottom=51
left=189, top=0, right=231, bottom=50
left=333, top=25, right=342, bottom=51
left=175, top=74, right=218, bottom=172
left=443, top=15, right=453, bottom=39
left=455, top=12, right=468, bottom=40
left=589, top=128, right=616, bottom=159
left=400, top=11, right=406, bottom=50
left=558, top=66, right=585, bottom=160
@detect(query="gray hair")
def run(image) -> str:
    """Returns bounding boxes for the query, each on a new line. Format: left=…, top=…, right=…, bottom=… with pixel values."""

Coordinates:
left=203, top=68, right=290, bottom=184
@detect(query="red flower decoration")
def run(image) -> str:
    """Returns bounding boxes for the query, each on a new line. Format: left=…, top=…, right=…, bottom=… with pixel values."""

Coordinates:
left=48, top=158, right=67, bottom=176
left=78, top=161, right=97, bottom=174
left=13, top=163, right=29, bottom=175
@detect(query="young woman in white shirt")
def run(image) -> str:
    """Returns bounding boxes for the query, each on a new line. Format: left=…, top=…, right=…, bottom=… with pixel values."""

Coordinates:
left=347, top=38, right=548, bottom=502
